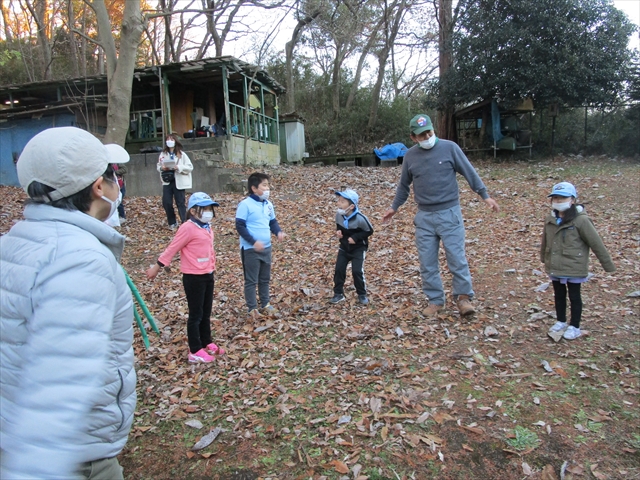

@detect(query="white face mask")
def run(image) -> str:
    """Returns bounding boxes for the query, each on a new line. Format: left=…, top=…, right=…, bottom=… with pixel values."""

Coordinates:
left=259, top=190, right=270, bottom=201
left=200, top=211, right=214, bottom=223
left=337, top=205, right=354, bottom=216
left=552, top=200, right=572, bottom=212
left=419, top=135, right=437, bottom=149
left=166, top=140, right=175, bottom=148
left=102, top=194, right=121, bottom=221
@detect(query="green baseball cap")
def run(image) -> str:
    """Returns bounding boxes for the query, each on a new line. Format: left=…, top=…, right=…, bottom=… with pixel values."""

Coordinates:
left=409, top=114, right=433, bottom=135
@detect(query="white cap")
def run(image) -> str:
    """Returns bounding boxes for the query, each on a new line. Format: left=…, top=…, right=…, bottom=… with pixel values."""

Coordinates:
left=17, top=127, right=130, bottom=202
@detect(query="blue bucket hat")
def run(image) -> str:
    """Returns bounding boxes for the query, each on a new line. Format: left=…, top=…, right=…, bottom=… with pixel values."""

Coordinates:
left=548, top=182, right=577, bottom=198
left=335, top=189, right=359, bottom=206
left=188, top=192, right=219, bottom=210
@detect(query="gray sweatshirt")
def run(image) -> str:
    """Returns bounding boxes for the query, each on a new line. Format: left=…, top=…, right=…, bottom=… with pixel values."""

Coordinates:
left=390, top=139, right=489, bottom=212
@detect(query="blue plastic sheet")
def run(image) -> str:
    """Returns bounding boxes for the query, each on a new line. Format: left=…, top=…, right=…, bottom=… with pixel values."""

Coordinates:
left=374, top=142, right=408, bottom=160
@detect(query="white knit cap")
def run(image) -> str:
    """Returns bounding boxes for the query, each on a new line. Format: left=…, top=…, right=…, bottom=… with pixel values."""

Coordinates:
left=17, top=127, right=129, bottom=202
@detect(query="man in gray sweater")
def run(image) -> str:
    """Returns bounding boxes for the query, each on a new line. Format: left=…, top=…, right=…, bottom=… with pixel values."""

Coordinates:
left=382, top=114, right=500, bottom=317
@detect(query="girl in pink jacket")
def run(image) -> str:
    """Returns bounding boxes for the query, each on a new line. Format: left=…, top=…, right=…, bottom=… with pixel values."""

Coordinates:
left=147, top=192, right=225, bottom=363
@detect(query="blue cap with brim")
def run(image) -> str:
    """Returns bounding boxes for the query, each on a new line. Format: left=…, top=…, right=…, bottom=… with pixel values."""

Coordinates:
left=335, top=189, right=359, bottom=206
left=188, top=192, right=219, bottom=210
left=548, top=182, right=577, bottom=198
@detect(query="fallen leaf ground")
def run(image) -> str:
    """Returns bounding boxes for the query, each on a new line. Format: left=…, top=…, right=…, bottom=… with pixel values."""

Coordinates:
left=1, top=157, right=638, bottom=480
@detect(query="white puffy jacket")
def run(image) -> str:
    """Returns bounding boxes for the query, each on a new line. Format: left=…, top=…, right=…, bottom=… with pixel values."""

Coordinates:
left=0, top=204, right=137, bottom=479
left=157, top=150, right=193, bottom=190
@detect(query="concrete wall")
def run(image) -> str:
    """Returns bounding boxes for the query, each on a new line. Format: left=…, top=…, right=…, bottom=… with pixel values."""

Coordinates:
left=229, top=136, right=281, bottom=165
left=125, top=141, right=244, bottom=197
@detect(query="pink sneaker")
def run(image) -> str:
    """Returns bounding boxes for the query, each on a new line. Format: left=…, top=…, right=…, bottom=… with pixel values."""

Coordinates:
left=188, top=349, right=215, bottom=363
left=206, top=343, right=226, bottom=356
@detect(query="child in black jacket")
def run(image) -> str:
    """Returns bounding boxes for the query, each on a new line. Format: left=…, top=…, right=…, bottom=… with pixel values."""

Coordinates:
left=330, top=189, right=374, bottom=305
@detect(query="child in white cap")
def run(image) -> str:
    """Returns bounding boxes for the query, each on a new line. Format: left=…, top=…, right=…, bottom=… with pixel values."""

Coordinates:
left=330, top=189, right=374, bottom=305
left=147, top=192, right=226, bottom=363
left=541, top=182, right=616, bottom=340
left=0, top=127, right=134, bottom=479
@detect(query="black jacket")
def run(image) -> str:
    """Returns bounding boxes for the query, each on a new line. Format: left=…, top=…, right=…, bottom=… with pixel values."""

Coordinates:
left=335, top=210, right=373, bottom=252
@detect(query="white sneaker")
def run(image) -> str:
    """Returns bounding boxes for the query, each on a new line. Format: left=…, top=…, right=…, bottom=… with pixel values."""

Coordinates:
left=550, top=321, right=568, bottom=332
left=563, top=326, right=582, bottom=340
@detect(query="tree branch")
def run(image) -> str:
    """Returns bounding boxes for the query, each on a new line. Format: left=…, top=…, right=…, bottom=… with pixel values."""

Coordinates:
left=71, top=28, right=103, bottom=48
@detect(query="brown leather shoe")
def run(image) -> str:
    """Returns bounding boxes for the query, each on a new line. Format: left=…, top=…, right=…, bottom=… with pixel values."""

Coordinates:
left=422, top=303, right=444, bottom=317
left=457, top=295, right=476, bottom=316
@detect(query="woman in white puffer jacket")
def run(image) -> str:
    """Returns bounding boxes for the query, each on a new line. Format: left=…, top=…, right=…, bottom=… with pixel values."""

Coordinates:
left=157, top=134, right=193, bottom=229
left=0, top=127, right=136, bottom=480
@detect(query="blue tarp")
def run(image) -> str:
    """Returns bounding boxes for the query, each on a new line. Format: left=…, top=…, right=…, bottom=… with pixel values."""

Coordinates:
left=0, top=115, right=76, bottom=186
left=374, top=142, right=408, bottom=160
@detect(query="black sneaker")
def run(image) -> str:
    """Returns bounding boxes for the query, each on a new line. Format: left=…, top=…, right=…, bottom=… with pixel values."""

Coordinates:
left=358, top=295, right=369, bottom=305
left=329, top=294, right=345, bottom=304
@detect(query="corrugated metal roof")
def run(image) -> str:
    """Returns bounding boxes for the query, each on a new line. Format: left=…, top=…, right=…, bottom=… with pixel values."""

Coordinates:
left=0, top=56, right=285, bottom=100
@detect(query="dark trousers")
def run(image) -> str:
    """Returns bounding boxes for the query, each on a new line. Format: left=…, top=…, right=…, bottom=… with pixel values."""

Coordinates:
left=117, top=185, right=126, bottom=218
left=333, top=248, right=367, bottom=296
left=182, top=273, right=214, bottom=353
left=241, top=247, right=272, bottom=311
left=162, top=180, right=186, bottom=225
left=552, top=280, right=583, bottom=328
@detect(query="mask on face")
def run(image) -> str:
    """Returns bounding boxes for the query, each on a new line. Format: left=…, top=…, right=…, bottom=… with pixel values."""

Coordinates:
left=102, top=191, right=121, bottom=221
left=419, top=135, right=437, bottom=150
left=337, top=208, right=348, bottom=216
left=259, top=190, right=270, bottom=201
left=166, top=140, right=175, bottom=148
left=200, top=211, right=214, bottom=223
left=552, top=200, right=572, bottom=212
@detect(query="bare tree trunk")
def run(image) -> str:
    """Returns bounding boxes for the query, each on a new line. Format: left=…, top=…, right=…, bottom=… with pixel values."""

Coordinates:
left=331, top=43, right=346, bottom=119
left=345, top=19, right=381, bottom=112
left=91, top=0, right=145, bottom=145
left=97, top=48, right=104, bottom=74
left=284, top=8, right=320, bottom=113
left=436, top=0, right=455, bottom=140
left=67, top=0, right=80, bottom=77
left=367, top=50, right=389, bottom=129
left=81, top=3, right=87, bottom=76
left=367, top=0, right=406, bottom=129
left=161, top=0, right=174, bottom=62
left=0, top=1, right=13, bottom=41
left=207, top=0, right=246, bottom=57
left=25, top=0, right=53, bottom=80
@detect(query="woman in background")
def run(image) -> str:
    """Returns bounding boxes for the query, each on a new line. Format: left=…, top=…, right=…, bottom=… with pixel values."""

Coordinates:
left=157, top=134, right=193, bottom=229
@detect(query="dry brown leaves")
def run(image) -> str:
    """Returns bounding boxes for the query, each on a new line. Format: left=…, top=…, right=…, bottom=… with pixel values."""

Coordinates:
left=1, top=157, right=638, bottom=479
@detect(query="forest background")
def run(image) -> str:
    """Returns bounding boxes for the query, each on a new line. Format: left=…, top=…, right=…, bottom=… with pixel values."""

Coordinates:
left=0, top=0, right=638, bottom=157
